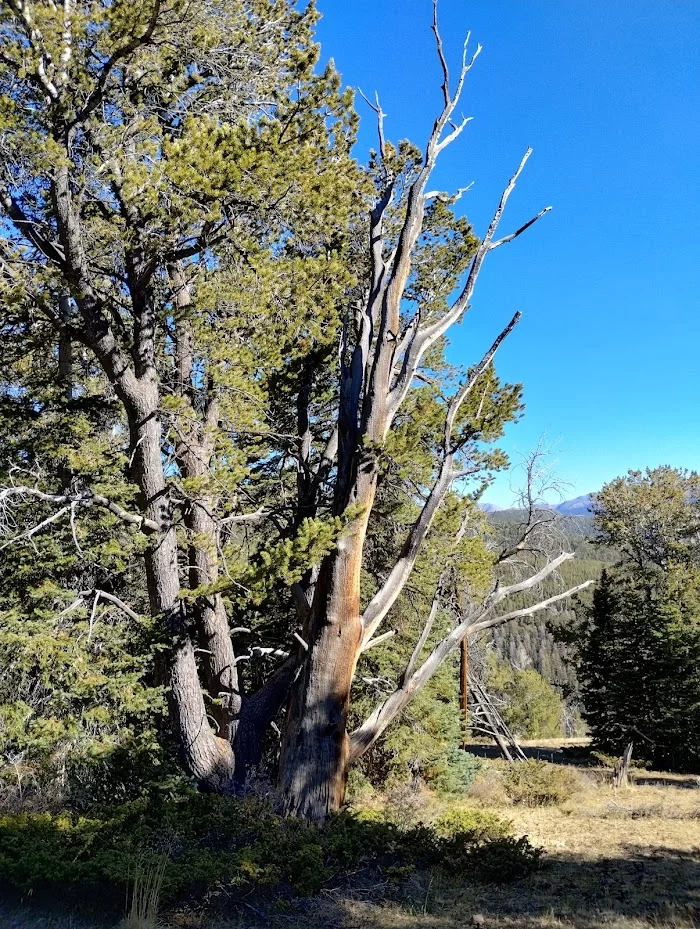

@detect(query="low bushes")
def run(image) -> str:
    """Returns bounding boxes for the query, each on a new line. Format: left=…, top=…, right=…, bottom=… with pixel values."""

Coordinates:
left=0, top=792, right=541, bottom=905
left=431, top=807, right=541, bottom=880
left=502, top=760, right=578, bottom=807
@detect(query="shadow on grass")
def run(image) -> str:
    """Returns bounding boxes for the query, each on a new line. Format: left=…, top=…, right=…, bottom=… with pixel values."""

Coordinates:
left=464, top=743, right=700, bottom=788
left=3, top=846, right=700, bottom=929
left=634, top=773, right=700, bottom=789
left=464, top=742, right=593, bottom=766
left=290, top=847, right=700, bottom=929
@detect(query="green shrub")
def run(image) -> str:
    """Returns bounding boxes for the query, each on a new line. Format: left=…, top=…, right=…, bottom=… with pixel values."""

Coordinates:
left=488, top=662, right=564, bottom=739
left=454, top=834, right=543, bottom=881
left=431, top=807, right=541, bottom=880
left=432, top=808, right=512, bottom=842
left=430, top=749, right=482, bottom=795
left=0, top=793, right=541, bottom=903
left=502, top=760, right=578, bottom=807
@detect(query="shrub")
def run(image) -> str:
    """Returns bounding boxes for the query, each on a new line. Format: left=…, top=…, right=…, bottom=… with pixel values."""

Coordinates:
left=432, top=808, right=541, bottom=881
left=502, top=760, right=578, bottom=807
left=432, top=808, right=512, bottom=841
left=0, top=793, right=542, bottom=905
left=382, top=782, right=429, bottom=828
left=430, top=749, right=482, bottom=795
left=466, top=769, right=510, bottom=807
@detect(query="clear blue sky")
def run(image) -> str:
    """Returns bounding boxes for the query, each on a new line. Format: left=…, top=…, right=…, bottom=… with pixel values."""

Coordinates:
left=315, top=0, right=700, bottom=506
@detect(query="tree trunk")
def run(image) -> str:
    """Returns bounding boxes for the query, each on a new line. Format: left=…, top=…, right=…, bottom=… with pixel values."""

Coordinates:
left=279, top=470, right=374, bottom=821
left=129, top=383, right=236, bottom=790
left=612, top=742, right=634, bottom=789
left=460, top=636, right=470, bottom=747
left=176, top=419, right=241, bottom=743
left=186, top=494, right=241, bottom=742
left=169, top=267, right=241, bottom=744
left=57, top=295, right=73, bottom=402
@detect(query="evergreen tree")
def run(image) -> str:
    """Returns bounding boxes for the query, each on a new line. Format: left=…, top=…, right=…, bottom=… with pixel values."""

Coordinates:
left=488, top=659, right=564, bottom=739
left=579, top=468, right=700, bottom=771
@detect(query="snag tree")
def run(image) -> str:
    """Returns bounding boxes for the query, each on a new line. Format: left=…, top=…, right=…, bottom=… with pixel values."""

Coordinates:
left=274, top=7, right=590, bottom=818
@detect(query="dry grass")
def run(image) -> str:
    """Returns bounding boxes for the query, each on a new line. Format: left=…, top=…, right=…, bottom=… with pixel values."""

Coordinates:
left=173, top=763, right=700, bottom=929
left=349, top=763, right=700, bottom=929
left=119, top=855, right=167, bottom=929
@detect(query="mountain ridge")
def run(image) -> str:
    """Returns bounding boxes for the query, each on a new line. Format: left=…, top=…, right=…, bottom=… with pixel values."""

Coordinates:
left=480, top=492, right=595, bottom=516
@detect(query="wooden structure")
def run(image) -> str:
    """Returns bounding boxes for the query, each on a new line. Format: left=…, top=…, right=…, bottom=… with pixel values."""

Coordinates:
left=468, top=678, right=527, bottom=762
left=460, top=634, right=526, bottom=762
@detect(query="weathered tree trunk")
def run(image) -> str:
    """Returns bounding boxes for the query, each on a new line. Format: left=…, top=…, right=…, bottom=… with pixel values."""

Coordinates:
left=612, top=742, right=634, bottom=788
left=129, top=382, right=236, bottom=789
left=460, top=636, right=470, bottom=747
left=186, top=494, right=241, bottom=742
left=279, top=536, right=365, bottom=819
left=169, top=263, right=241, bottom=743
left=57, top=295, right=73, bottom=402
left=279, top=465, right=376, bottom=821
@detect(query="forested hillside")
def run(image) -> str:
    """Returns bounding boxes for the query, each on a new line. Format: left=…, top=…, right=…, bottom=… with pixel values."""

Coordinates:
left=486, top=513, right=616, bottom=708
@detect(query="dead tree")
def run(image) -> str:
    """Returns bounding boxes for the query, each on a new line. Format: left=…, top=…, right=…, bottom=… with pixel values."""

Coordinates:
left=460, top=636, right=470, bottom=746
left=612, top=742, right=634, bottom=788
left=277, top=3, right=570, bottom=820
left=469, top=678, right=528, bottom=763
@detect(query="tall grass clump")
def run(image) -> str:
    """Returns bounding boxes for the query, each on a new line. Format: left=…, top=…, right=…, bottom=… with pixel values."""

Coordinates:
left=120, top=855, right=167, bottom=929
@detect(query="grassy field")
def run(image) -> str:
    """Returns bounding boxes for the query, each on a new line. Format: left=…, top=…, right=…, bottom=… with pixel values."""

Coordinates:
left=2, top=747, right=699, bottom=929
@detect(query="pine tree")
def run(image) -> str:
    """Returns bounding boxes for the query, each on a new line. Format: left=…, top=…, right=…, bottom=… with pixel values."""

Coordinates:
left=579, top=468, right=700, bottom=771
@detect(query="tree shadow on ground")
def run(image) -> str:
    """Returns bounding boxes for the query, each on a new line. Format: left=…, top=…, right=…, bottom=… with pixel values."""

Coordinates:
left=4, top=846, right=700, bottom=929
left=464, top=743, right=700, bottom=787
left=634, top=772, right=699, bottom=789
left=291, top=846, right=700, bottom=929
left=464, top=741, right=592, bottom=766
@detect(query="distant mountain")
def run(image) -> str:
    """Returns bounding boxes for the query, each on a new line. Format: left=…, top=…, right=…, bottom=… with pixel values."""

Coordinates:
left=480, top=493, right=595, bottom=516
left=550, top=494, right=594, bottom=516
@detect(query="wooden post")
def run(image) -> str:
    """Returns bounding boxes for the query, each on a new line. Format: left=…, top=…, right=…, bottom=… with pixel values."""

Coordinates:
left=460, top=636, right=470, bottom=747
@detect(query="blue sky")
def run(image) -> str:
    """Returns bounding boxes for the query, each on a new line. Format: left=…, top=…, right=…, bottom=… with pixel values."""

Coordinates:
left=315, top=1, right=700, bottom=506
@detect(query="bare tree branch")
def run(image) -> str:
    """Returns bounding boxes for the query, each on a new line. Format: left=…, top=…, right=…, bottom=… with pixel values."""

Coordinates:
left=361, top=312, right=520, bottom=644
left=92, top=589, right=141, bottom=622
left=390, top=149, right=549, bottom=418
left=424, top=181, right=473, bottom=204
left=360, top=628, right=397, bottom=654
left=358, top=89, right=387, bottom=162
left=0, top=504, right=69, bottom=552
left=490, top=206, right=552, bottom=250
left=5, top=0, right=59, bottom=100
left=219, top=507, right=266, bottom=526
left=401, top=592, right=440, bottom=686
left=87, top=589, right=100, bottom=641
left=0, top=486, right=160, bottom=537
left=350, top=553, right=591, bottom=763
left=468, top=580, right=593, bottom=634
